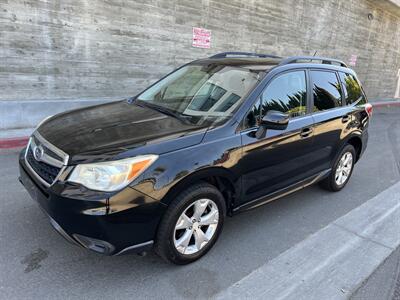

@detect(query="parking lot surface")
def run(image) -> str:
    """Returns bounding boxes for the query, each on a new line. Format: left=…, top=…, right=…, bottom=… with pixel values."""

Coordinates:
left=0, top=107, right=399, bottom=299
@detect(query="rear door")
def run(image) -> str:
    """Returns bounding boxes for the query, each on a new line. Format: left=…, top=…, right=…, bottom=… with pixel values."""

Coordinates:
left=308, top=69, right=350, bottom=172
left=239, top=70, right=315, bottom=204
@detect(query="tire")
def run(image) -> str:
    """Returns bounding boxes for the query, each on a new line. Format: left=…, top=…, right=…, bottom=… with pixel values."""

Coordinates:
left=154, top=182, right=226, bottom=265
left=319, top=144, right=356, bottom=192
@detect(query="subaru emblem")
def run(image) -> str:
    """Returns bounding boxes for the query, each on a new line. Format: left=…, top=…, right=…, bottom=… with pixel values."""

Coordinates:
left=33, top=145, right=44, bottom=161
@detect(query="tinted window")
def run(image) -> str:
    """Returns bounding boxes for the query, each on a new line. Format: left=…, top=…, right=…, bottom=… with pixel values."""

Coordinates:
left=188, top=83, right=226, bottom=111
left=138, top=64, right=261, bottom=125
left=215, top=93, right=241, bottom=112
left=339, top=72, right=366, bottom=105
left=261, top=71, right=307, bottom=118
left=311, top=71, right=342, bottom=111
left=244, top=98, right=261, bottom=129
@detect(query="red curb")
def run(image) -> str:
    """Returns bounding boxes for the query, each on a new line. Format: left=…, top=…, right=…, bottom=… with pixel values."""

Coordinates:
left=372, top=101, right=400, bottom=108
left=0, top=137, right=29, bottom=149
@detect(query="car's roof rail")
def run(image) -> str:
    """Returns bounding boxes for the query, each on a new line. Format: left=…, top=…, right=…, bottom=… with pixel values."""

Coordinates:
left=279, top=56, right=348, bottom=67
left=209, top=52, right=282, bottom=59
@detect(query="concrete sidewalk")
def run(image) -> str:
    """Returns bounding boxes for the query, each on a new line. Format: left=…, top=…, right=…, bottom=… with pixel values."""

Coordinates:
left=215, top=181, right=400, bottom=300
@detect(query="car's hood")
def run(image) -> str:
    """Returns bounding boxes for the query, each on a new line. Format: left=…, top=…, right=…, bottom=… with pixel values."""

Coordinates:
left=37, top=100, right=208, bottom=163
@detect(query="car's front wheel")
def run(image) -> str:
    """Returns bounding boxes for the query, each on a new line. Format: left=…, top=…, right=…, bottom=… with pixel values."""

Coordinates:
left=155, top=182, right=226, bottom=264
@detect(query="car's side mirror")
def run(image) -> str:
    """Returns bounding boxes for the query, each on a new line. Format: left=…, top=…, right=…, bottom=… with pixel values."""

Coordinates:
left=261, top=110, right=289, bottom=130
left=255, top=110, right=289, bottom=139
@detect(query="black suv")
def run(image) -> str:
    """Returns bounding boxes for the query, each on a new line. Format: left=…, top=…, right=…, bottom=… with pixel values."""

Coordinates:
left=19, top=52, right=372, bottom=264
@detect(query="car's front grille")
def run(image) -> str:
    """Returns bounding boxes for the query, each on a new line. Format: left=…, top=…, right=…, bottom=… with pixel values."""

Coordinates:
left=24, top=132, right=68, bottom=186
left=26, top=146, right=61, bottom=184
left=31, top=135, right=64, bottom=162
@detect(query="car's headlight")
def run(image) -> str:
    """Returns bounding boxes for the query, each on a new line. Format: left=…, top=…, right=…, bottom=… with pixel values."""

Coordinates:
left=68, top=155, right=158, bottom=192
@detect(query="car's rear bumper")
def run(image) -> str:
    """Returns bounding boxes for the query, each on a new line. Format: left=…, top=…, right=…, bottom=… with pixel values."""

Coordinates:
left=18, top=149, right=166, bottom=255
left=360, top=129, right=369, bottom=159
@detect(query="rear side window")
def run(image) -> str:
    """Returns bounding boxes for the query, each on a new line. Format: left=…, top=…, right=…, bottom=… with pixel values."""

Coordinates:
left=310, top=70, right=342, bottom=111
left=339, top=72, right=366, bottom=105
left=260, top=70, right=307, bottom=118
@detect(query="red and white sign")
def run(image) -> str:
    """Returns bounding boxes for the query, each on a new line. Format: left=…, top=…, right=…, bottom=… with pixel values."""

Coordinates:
left=192, top=27, right=211, bottom=49
left=349, top=54, right=357, bottom=66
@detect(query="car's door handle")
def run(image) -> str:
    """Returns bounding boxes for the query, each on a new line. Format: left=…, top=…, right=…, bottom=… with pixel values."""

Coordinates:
left=300, top=127, right=313, bottom=138
left=342, top=115, right=350, bottom=123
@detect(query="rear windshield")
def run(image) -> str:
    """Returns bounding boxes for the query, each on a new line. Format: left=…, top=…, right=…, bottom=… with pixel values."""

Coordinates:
left=136, top=63, right=265, bottom=125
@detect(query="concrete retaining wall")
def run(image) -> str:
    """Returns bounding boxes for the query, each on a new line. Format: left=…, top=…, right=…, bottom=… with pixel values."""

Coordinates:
left=1, top=0, right=400, bottom=129
left=0, top=98, right=118, bottom=130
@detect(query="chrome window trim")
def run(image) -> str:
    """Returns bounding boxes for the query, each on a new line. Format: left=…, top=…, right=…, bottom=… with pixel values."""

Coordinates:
left=310, top=105, right=349, bottom=117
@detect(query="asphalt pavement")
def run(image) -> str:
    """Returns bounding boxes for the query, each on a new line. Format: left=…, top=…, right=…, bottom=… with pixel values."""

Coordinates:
left=0, top=106, right=399, bottom=299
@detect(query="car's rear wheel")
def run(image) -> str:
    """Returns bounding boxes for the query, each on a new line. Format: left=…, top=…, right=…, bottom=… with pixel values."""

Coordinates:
left=320, top=144, right=356, bottom=192
left=155, top=182, right=226, bottom=264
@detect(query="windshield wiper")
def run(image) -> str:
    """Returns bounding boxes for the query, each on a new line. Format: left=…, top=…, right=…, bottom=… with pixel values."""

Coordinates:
left=135, top=100, right=190, bottom=123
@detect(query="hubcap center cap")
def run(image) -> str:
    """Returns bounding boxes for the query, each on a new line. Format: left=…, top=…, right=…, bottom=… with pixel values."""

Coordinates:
left=192, top=222, right=200, bottom=231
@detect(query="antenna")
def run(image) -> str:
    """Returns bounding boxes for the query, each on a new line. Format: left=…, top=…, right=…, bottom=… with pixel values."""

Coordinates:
left=313, top=51, right=317, bottom=57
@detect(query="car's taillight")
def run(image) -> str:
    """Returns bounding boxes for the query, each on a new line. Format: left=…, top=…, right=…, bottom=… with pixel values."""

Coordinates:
left=365, top=103, right=373, bottom=117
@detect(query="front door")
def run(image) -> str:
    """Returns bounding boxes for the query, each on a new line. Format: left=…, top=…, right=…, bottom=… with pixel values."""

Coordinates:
left=238, top=70, right=315, bottom=204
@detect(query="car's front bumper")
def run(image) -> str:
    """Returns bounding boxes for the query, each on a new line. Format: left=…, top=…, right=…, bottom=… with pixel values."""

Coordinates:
left=18, top=149, right=167, bottom=255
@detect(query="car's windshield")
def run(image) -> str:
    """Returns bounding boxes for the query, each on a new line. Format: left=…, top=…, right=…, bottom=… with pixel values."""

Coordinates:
left=136, top=63, right=265, bottom=126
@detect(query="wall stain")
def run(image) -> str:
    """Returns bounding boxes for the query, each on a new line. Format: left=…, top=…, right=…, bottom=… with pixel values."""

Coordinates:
left=21, top=248, right=49, bottom=273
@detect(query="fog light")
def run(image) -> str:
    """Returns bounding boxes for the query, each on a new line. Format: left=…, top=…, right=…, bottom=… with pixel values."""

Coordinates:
left=49, top=217, right=81, bottom=246
left=73, top=234, right=115, bottom=255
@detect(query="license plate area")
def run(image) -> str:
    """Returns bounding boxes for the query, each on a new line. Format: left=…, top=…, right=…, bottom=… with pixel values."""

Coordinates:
left=20, top=164, right=48, bottom=203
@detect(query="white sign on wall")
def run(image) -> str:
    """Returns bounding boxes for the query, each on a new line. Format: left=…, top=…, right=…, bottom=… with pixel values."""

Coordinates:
left=192, top=27, right=211, bottom=49
left=395, top=69, right=400, bottom=98
left=349, top=54, right=357, bottom=66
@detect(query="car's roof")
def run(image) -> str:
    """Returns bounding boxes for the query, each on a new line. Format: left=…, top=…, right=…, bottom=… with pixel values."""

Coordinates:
left=195, top=57, right=282, bottom=66
left=192, top=57, right=282, bottom=72
left=192, top=55, right=352, bottom=73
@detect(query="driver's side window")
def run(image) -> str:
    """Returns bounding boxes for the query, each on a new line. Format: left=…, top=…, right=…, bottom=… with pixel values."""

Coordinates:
left=244, top=98, right=261, bottom=129
left=243, top=70, right=307, bottom=129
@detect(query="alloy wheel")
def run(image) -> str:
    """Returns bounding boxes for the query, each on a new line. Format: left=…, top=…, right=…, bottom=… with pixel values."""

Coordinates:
left=335, top=151, right=353, bottom=186
left=173, top=199, right=219, bottom=255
